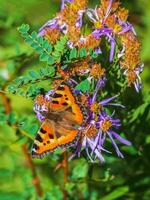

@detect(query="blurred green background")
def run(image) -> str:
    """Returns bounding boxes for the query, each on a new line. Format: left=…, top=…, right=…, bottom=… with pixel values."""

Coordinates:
left=0, top=0, right=150, bottom=200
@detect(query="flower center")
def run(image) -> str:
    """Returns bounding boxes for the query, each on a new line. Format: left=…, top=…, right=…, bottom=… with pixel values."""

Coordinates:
left=91, top=102, right=99, bottom=112
left=100, top=119, right=112, bottom=132
left=84, top=125, right=98, bottom=138
left=127, top=70, right=137, bottom=86
left=113, top=24, right=122, bottom=33
left=35, top=95, right=50, bottom=110
left=90, top=64, right=105, bottom=79
left=94, top=21, right=101, bottom=29
left=45, top=28, right=60, bottom=44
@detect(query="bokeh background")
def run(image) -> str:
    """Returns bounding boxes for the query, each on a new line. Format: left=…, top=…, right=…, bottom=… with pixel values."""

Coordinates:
left=0, top=0, right=150, bottom=199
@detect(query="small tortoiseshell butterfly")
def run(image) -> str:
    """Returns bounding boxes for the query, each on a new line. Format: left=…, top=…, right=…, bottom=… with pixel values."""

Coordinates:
left=32, top=82, right=86, bottom=158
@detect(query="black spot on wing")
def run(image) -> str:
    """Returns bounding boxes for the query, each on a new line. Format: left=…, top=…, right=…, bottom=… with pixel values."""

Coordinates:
left=40, top=128, right=47, bottom=134
left=33, top=144, right=39, bottom=150
left=56, top=131, right=61, bottom=138
left=32, top=151, right=37, bottom=157
left=62, top=102, right=68, bottom=106
left=52, top=100, right=59, bottom=104
left=49, top=134, right=54, bottom=139
left=57, top=86, right=65, bottom=91
left=53, top=93, right=63, bottom=98
left=36, top=134, right=43, bottom=143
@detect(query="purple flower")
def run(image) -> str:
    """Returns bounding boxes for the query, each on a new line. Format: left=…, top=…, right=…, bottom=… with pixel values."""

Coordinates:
left=92, top=28, right=116, bottom=62
left=117, top=21, right=133, bottom=35
left=38, top=17, right=59, bottom=37
left=97, top=111, right=131, bottom=158
left=70, top=128, right=106, bottom=163
left=72, top=110, right=131, bottom=162
left=123, top=64, right=144, bottom=93
left=71, top=86, right=130, bottom=162
left=99, top=95, right=125, bottom=108
left=76, top=10, right=85, bottom=28
left=92, top=77, right=106, bottom=103
left=33, top=90, right=54, bottom=122
left=103, top=0, right=113, bottom=22
left=61, top=0, right=73, bottom=10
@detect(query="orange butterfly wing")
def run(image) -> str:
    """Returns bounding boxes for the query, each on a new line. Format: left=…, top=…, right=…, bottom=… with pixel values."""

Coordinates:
left=32, top=83, right=86, bottom=158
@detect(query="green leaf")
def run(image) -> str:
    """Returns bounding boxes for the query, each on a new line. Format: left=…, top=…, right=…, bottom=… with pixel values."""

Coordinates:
left=31, top=31, right=38, bottom=39
left=91, top=52, right=98, bottom=58
left=72, top=159, right=88, bottom=179
left=45, top=186, right=63, bottom=200
left=35, top=46, right=44, bottom=54
left=8, top=113, right=17, bottom=124
left=100, top=186, right=129, bottom=200
left=69, top=48, right=77, bottom=59
left=28, top=124, right=39, bottom=135
left=75, top=79, right=90, bottom=92
left=25, top=37, right=33, bottom=45
left=37, top=37, right=43, bottom=45
left=30, top=42, right=39, bottom=49
left=28, top=71, right=40, bottom=79
left=65, top=183, right=76, bottom=195
left=0, top=114, right=8, bottom=122
left=18, top=24, right=30, bottom=34
left=48, top=56, right=55, bottom=65
left=79, top=48, right=87, bottom=58
left=0, top=192, right=24, bottom=200
left=40, top=53, right=49, bottom=62
left=43, top=40, right=52, bottom=53
left=47, top=66, right=56, bottom=76
left=7, top=85, right=17, bottom=94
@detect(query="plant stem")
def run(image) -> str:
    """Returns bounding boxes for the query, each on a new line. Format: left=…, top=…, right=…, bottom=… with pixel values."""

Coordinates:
left=63, top=150, right=68, bottom=200
left=0, top=92, right=43, bottom=197
left=0, top=92, right=11, bottom=114
left=22, top=144, right=43, bottom=197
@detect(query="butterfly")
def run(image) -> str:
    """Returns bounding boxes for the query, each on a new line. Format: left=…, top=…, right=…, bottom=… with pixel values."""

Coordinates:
left=32, top=82, right=87, bottom=158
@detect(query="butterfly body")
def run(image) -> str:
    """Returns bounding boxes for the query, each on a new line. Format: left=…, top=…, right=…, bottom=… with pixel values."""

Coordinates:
left=32, top=83, right=86, bottom=158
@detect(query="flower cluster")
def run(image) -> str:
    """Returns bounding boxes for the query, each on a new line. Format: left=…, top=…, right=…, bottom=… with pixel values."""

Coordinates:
left=70, top=84, right=131, bottom=162
left=34, top=0, right=143, bottom=162
left=38, top=0, right=143, bottom=91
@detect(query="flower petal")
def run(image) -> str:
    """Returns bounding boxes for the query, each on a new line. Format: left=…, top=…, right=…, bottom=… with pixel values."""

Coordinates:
left=111, top=131, right=132, bottom=146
